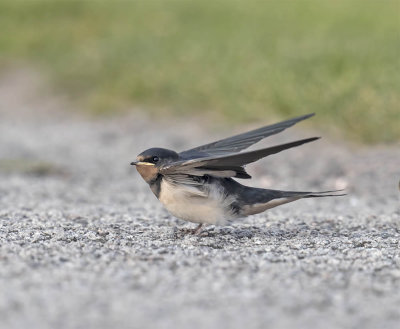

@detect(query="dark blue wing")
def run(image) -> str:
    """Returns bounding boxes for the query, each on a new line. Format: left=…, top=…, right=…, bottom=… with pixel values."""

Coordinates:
left=179, top=113, right=314, bottom=157
left=162, top=137, right=319, bottom=179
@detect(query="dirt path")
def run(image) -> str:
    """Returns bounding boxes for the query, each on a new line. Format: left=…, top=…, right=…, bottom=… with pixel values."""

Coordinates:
left=0, top=69, right=399, bottom=329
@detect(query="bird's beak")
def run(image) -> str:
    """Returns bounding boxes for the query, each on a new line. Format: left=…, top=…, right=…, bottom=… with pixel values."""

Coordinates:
left=130, top=161, right=155, bottom=166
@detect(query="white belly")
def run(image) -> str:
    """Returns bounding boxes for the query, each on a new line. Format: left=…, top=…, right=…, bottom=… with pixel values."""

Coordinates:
left=158, top=179, right=233, bottom=225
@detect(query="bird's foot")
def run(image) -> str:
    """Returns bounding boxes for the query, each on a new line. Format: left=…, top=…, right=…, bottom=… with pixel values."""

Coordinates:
left=175, top=224, right=204, bottom=236
left=191, top=223, right=204, bottom=235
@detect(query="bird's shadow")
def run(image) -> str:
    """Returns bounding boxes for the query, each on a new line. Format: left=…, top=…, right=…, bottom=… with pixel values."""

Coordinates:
left=172, top=218, right=348, bottom=242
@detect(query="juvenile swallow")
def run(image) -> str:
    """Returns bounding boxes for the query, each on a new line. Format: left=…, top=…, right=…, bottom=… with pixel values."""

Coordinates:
left=131, top=113, right=344, bottom=234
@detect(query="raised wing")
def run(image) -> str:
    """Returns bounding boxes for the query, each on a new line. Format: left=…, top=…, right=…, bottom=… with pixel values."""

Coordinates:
left=162, top=137, right=319, bottom=179
left=179, top=113, right=314, bottom=157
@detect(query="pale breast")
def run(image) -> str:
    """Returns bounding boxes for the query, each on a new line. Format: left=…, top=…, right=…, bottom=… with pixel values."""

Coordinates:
left=158, top=179, right=233, bottom=225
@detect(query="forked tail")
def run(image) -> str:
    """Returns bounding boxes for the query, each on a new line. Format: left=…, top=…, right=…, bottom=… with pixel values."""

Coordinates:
left=238, top=188, right=346, bottom=216
left=280, top=189, right=346, bottom=199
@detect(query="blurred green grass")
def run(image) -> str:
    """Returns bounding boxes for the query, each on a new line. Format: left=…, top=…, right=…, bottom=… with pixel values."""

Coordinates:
left=0, top=0, right=399, bottom=143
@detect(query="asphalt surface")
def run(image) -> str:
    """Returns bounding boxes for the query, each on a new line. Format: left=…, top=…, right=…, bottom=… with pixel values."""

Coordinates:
left=0, top=70, right=399, bottom=329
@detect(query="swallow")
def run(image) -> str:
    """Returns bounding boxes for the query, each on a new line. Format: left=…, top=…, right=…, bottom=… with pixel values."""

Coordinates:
left=131, top=113, right=344, bottom=234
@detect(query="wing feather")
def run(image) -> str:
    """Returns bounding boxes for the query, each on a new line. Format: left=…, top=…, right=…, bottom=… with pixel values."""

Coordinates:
left=179, top=113, right=314, bottom=157
left=162, top=137, right=319, bottom=178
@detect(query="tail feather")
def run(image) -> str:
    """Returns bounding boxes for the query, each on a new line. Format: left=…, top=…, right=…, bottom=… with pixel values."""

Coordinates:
left=280, top=189, right=346, bottom=198
left=238, top=188, right=346, bottom=216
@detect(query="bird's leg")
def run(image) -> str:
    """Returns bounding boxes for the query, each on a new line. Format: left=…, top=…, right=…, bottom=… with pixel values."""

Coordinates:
left=192, top=223, right=204, bottom=235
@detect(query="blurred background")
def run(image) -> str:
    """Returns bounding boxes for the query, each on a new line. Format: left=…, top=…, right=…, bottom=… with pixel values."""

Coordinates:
left=0, top=0, right=399, bottom=143
left=1, top=2, right=400, bottom=329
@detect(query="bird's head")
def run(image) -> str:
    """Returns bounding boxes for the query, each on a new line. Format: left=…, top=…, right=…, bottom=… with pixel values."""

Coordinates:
left=131, top=148, right=179, bottom=183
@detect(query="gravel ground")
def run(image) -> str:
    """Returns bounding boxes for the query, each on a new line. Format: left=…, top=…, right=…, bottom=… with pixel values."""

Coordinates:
left=0, top=70, right=399, bottom=329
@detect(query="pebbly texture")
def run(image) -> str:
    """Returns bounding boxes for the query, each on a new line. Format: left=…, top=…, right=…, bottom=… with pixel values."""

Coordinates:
left=0, top=70, right=399, bottom=329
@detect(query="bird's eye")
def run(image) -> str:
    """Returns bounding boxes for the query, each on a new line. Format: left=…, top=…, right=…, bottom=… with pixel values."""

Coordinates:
left=152, top=156, right=159, bottom=163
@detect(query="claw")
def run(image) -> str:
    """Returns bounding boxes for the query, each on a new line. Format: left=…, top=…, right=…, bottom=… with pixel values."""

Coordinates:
left=191, top=223, right=204, bottom=235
